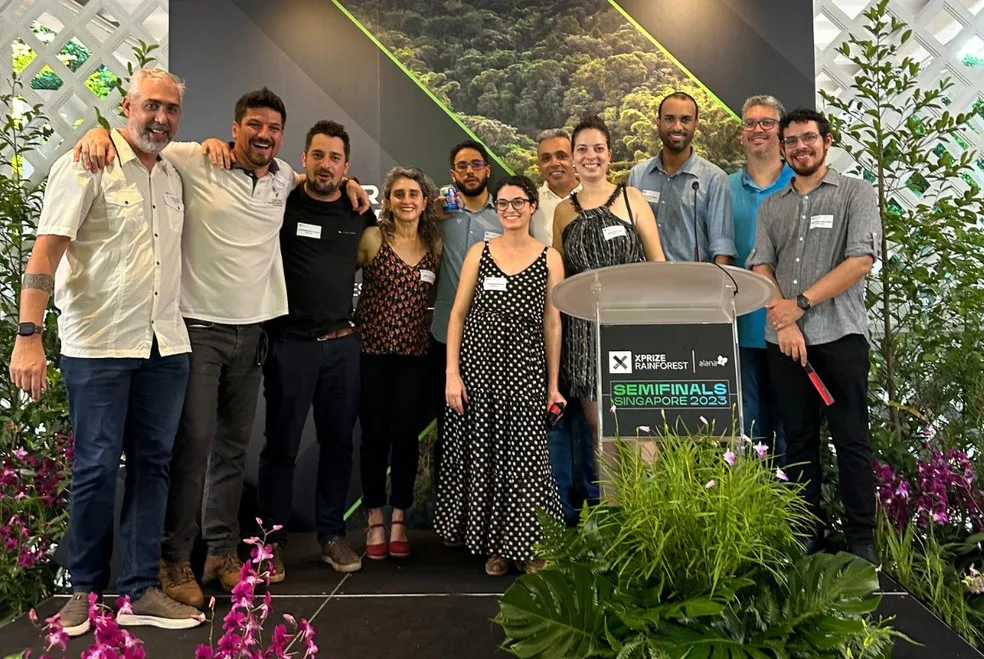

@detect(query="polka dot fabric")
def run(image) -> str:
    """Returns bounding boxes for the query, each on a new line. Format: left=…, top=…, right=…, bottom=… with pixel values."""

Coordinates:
left=435, top=243, right=563, bottom=562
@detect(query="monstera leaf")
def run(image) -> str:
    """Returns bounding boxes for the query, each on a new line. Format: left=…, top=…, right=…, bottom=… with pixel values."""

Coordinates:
left=780, top=552, right=881, bottom=651
left=496, top=565, right=616, bottom=658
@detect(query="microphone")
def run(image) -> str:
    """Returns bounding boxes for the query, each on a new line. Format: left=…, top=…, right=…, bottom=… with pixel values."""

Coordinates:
left=691, top=180, right=700, bottom=262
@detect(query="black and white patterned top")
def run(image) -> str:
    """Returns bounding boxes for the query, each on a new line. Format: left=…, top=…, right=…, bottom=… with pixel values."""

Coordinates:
left=561, top=185, right=645, bottom=399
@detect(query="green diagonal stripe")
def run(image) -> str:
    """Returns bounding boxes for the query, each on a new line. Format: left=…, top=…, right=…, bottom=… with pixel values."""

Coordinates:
left=332, top=0, right=514, bottom=175
left=608, top=0, right=740, bottom=121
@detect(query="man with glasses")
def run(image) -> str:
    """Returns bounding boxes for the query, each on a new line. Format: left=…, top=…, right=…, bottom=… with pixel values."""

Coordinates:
left=430, top=141, right=502, bottom=506
left=748, top=108, right=880, bottom=564
left=730, top=96, right=794, bottom=463
left=628, top=91, right=736, bottom=264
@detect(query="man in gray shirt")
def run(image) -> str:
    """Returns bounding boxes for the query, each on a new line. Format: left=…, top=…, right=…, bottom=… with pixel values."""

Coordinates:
left=627, top=91, right=736, bottom=263
left=748, top=108, right=879, bottom=564
left=429, top=140, right=502, bottom=493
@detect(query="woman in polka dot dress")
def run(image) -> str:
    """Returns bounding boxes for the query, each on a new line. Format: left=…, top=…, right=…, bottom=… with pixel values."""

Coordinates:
left=436, top=175, right=565, bottom=576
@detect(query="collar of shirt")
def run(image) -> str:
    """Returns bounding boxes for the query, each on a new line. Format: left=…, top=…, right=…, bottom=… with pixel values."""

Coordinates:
left=739, top=163, right=794, bottom=194
left=538, top=180, right=580, bottom=202
left=648, top=148, right=699, bottom=177
left=779, top=166, right=842, bottom=197
left=456, top=196, right=496, bottom=214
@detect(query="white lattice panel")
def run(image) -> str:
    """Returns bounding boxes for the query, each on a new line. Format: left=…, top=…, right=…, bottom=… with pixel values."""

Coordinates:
left=0, top=0, right=169, bottom=184
left=816, top=0, right=984, bottom=195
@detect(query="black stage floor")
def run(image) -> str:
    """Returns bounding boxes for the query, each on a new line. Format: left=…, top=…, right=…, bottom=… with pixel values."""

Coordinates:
left=0, top=532, right=981, bottom=658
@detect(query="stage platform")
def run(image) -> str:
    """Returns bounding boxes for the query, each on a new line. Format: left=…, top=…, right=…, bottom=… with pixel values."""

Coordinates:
left=0, top=532, right=981, bottom=658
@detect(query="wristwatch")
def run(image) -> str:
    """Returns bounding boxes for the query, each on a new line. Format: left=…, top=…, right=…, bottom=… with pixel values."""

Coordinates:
left=17, top=322, right=41, bottom=337
left=796, top=294, right=812, bottom=311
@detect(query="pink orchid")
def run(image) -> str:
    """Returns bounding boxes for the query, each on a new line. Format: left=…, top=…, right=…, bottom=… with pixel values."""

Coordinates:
left=705, top=480, right=717, bottom=489
left=636, top=425, right=651, bottom=433
left=609, top=403, right=617, bottom=414
left=699, top=415, right=709, bottom=425
left=116, top=596, right=133, bottom=616
left=753, top=442, right=768, bottom=459
left=724, top=450, right=736, bottom=466
left=776, top=468, right=789, bottom=482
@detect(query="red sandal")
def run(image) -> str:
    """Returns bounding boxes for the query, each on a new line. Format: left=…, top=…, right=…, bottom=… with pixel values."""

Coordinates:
left=365, top=523, right=388, bottom=560
left=388, top=520, right=411, bottom=558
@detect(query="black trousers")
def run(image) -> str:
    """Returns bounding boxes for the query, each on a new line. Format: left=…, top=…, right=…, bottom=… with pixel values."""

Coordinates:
left=258, top=333, right=361, bottom=546
left=428, top=336, right=447, bottom=482
left=767, top=334, right=875, bottom=544
left=359, top=353, right=429, bottom=509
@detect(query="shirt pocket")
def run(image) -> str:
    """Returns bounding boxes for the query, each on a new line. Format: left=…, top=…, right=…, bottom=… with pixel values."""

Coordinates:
left=103, top=188, right=143, bottom=238
left=163, top=193, right=184, bottom=233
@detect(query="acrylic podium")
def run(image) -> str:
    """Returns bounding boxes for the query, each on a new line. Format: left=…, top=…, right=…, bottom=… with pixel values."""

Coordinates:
left=550, top=261, right=776, bottom=491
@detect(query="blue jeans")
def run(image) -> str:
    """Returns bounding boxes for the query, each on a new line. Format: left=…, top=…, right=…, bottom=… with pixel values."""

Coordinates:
left=739, top=347, right=785, bottom=464
left=546, top=398, right=599, bottom=523
left=61, top=341, right=189, bottom=598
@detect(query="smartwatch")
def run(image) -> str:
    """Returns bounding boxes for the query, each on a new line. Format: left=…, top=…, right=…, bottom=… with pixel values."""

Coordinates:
left=17, top=322, right=41, bottom=337
left=796, top=294, right=812, bottom=311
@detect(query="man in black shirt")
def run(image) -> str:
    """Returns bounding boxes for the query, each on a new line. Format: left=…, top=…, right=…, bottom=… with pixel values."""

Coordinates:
left=259, top=120, right=374, bottom=577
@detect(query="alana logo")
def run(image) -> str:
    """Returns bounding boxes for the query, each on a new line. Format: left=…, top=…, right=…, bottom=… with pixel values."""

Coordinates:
left=609, top=351, right=632, bottom=374
left=698, top=355, right=729, bottom=367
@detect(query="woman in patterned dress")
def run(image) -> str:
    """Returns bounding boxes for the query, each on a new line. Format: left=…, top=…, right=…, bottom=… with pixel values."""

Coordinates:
left=436, top=175, right=565, bottom=576
left=354, top=167, right=442, bottom=560
left=552, top=115, right=665, bottom=463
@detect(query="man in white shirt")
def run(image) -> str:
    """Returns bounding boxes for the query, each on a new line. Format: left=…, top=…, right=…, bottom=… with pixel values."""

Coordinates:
left=72, top=89, right=370, bottom=608
left=9, top=68, right=205, bottom=636
left=530, top=129, right=580, bottom=245
left=529, top=129, right=596, bottom=523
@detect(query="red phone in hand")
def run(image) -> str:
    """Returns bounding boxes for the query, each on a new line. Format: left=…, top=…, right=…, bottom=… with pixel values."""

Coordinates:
left=546, top=402, right=566, bottom=429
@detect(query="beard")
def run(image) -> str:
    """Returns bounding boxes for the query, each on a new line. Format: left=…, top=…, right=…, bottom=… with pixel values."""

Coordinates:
left=132, top=122, right=171, bottom=154
left=788, top=146, right=828, bottom=177
left=242, top=138, right=274, bottom=167
left=457, top=175, right=488, bottom=198
left=307, top=172, right=339, bottom=197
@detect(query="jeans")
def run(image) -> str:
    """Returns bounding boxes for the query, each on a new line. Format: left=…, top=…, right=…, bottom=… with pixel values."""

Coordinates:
left=546, top=397, right=599, bottom=523
left=259, top=333, right=361, bottom=546
left=161, top=320, right=264, bottom=560
left=359, top=353, right=429, bottom=510
left=739, top=347, right=786, bottom=465
left=62, top=341, right=189, bottom=598
left=767, top=334, right=874, bottom=545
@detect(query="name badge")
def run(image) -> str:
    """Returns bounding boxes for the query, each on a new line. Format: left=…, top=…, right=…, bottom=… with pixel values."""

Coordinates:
left=603, top=224, right=627, bottom=241
left=484, top=231, right=501, bottom=241
left=810, top=214, right=834, bottom=229
left=420, top=269, right=436, bottom=284
left=484, top=276, right=508, bottom=292
left=163, top=191, right=183, bottom=211
left=643, top=189, right=660, bottom=204
left=296, top=222, right=322, bottom=239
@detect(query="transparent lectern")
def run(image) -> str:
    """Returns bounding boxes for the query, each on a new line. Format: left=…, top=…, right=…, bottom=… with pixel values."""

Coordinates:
left=550, top=262, right=777, bottom=486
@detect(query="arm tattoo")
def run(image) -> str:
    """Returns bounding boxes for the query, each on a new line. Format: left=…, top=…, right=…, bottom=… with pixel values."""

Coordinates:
left=22, top=273, right=54, bottom=295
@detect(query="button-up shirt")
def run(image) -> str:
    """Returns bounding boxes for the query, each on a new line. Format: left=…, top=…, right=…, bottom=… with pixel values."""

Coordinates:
left=162, top=142, right=295, bottom=325
left=39, top=131, right=189, bottom=358
left=627, top=150, right=736, bottom=262
left=430, top=198, right=502, bottom=343
left=531, top=181, right=580, bottom=246
left=747, top=168, right=880, bottom=345
left=731, top=163, right=795, bottom=349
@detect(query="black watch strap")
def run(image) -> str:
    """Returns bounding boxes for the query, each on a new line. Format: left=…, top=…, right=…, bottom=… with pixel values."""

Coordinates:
left=796, top=294, right=812, bottom=311
left=17, top=322, right=41, bottom=337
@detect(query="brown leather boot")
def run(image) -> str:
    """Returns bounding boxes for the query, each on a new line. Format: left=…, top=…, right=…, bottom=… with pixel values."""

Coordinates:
left=202, top=553, right=242, bottom=592
left=159, top=560, right=204, bottom=609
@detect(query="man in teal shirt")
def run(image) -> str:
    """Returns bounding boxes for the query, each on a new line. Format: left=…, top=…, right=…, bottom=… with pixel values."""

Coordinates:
left=732, top=95, right=794, bottom=462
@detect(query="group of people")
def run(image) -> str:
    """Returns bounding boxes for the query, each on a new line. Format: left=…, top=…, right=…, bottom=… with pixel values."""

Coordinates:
left=7, top=65, right=880, bottom=639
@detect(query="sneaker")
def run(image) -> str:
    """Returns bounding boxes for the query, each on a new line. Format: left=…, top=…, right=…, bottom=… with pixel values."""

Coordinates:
left=56, top=592, right=92, bottom=637
left=269, top=543, right=286, bottom=583
left=850, top=542, right=880, bottom=566
left=321, top=538, right=363, bottom=573
left=117, top=587, right=205, bottom=630
left=202, top=553, right=243, bottom=592
left=159, top=560, right=204, bottom=608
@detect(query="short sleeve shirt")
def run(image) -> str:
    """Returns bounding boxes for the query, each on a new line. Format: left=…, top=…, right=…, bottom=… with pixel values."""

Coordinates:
left=747, top=168, right=880, bottom=345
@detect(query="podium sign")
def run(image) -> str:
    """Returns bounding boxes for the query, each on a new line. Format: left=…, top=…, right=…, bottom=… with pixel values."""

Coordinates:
left=600, top=323, right=739, bottom=436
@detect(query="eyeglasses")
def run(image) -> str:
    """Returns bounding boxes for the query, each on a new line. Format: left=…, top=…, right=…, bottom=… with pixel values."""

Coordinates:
left=495, top=198, right=531, bottom=211
left=742, top=118, right=778, bottom=131
left=453, top=159, right=487, bottom=172
left=782, top=132, right=821, bottom=147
